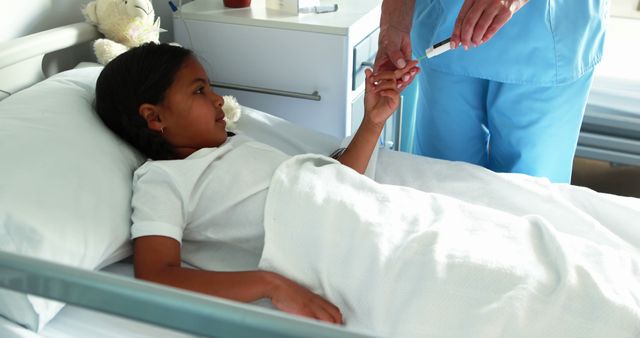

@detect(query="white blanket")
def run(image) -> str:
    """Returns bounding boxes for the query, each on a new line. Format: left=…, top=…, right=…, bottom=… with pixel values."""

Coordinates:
left=259, top=154, right=640, bottom=338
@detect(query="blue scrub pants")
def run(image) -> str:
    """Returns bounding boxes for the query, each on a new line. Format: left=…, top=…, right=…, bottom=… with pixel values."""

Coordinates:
left=413, top=68, right=595, bottom=183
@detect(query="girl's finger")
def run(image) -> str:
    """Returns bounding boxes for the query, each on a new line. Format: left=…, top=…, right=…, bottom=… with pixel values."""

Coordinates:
left=374, top=79, right=400, bottom=93
left=312, top=297, right=342, bottom=324
left=372, top=71, right=399, bottom=82
left=365, top=69, right=376, bottom=90
left=365, top=68, right=373, bottom=79
left=326, top=305, right=343, bottom=324
left=371, top=60, right=419, bottom=82
left=313, top=306, right=337, bottom=324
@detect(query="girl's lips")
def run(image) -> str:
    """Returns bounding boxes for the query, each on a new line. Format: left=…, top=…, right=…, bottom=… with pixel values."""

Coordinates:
left=216, top=115, right=226, bottom=127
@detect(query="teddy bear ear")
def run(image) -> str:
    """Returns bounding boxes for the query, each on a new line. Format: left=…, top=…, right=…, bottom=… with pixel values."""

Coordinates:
left=82, top=1, right=99, bottom=25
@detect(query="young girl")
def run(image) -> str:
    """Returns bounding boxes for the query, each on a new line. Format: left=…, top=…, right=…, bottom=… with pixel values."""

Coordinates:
left=95, top=42, right=419, bottom=325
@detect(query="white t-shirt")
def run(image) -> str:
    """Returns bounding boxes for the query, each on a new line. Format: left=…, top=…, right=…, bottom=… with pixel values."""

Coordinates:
left=130, top=133, right=290, bottom=271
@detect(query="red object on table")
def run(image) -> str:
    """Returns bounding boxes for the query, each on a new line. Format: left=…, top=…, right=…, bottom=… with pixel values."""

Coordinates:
left=223, top=0, right=251, bottom=8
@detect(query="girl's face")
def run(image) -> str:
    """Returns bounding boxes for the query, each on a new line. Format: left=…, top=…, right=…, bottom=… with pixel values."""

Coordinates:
left=141, top=56, right=228, bottom=158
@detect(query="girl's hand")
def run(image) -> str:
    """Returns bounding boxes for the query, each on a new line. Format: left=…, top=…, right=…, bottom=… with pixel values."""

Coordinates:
left=365, top=61, right=419, bottom=126
left=268, top=273, right=343, bottom=325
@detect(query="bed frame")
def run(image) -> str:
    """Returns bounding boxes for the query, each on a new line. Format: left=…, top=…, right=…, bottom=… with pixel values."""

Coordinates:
left=0, top=22, right=377, bottom=338
left=575, top=16, right=640, bottom=167
left=0, top=22, right=98, bottom=101
left=578, top=104, right=640, bottom=166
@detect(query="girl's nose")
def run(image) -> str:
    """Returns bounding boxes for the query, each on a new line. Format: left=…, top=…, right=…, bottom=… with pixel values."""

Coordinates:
left=210, top=90, right=224, bottom=107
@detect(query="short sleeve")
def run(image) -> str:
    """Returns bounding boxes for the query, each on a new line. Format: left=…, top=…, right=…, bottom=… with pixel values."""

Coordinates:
left=131, top=164, right=186, bottom=243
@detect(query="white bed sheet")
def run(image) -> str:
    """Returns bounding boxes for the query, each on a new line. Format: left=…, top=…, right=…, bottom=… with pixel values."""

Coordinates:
left=262, top=154, right=640, bottom=338
left=3, top=146, right=639, bottom=338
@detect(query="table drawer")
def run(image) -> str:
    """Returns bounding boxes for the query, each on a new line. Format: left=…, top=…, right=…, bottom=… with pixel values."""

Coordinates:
left=352, top=28, right=379, bottom=90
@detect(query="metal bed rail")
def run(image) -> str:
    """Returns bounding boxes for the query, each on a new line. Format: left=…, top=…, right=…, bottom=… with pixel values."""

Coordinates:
left=0, top=251, right=379, bottom=338
left=576, top=103, right=640, bottom=166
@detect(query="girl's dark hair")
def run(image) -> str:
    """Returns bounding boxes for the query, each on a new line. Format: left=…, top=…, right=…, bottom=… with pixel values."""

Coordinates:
left=95, top=42, right=193, bottom=160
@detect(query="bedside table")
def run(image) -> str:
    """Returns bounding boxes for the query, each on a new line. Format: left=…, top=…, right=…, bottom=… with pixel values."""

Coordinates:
left=173, top=0, right=401, bottom=148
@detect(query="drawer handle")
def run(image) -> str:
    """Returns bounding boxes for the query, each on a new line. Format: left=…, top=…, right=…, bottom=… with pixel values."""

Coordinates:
left=210, top=81, right=321, bottom=101
left=356, top=61, right=374, bottom=73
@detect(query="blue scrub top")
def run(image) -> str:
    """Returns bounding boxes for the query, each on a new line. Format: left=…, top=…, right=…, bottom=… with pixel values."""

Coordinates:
left=411, top=0, right=609, bottom=85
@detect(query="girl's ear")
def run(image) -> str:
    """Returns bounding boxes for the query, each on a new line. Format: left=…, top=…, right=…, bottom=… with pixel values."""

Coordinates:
left=139, top=104, right=164, bottom=133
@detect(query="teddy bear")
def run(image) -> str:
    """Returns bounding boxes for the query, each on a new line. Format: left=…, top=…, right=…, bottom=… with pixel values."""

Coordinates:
left=82, top=0, right=162, bottom=65
left=81, top=0, right=243, bottom=123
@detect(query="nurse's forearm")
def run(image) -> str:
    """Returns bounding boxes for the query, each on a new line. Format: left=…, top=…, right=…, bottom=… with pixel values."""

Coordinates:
left=380, top=0, right=416, bottom=32
left=337, top=119, right=383, bottom=174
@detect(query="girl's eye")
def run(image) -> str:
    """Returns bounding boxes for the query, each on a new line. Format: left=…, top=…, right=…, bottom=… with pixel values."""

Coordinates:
left=195, top=87, right=205, bottom=94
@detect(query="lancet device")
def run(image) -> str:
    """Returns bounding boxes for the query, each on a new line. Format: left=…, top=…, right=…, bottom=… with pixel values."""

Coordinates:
left=424, top=38, right=452, bottom=59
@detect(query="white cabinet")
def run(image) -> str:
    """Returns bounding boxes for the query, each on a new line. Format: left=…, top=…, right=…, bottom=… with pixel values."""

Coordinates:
left=173, top=0, right=398, bottom=145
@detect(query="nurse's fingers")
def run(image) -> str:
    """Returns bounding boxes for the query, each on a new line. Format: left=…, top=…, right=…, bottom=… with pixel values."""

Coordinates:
left=472, top=4, right=501, bottom=46
left=452, top=0, right=476, bottom=48
left=387, top=49, right=408, bottom=70
left=393, top=60, right=419, bottom=83
left=459, top=2, right=486, bottom=49
left=482, top=9, right=512, bottom=42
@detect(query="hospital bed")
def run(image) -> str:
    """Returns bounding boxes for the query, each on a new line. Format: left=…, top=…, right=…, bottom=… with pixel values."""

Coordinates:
left=1, top=22, right=639, bottom=338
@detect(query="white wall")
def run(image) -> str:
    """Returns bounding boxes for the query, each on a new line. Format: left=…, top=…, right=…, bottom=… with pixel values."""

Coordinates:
left=0, top=0, right=178, bottom=43
left=611, top=0, right=640, bottom=18
left=0, top=0, right=179, bottom=74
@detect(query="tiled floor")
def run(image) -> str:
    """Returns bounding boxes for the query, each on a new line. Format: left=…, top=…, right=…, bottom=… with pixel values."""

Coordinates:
left=571, top=157, right=640, bottom=198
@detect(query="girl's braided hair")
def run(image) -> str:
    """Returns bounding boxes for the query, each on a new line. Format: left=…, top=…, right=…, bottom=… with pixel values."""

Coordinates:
left=95, top=43, right=192, bottom=160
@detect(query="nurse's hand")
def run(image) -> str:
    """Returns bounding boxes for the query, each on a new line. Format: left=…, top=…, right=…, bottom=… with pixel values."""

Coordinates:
left=374, top=25, right=414, bottom=91
left=451, top=0, right=528, bottom=50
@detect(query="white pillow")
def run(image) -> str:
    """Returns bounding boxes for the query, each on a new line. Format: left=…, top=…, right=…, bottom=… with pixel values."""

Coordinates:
left=235, top=106, right=340, bottom=156
left=0, top=65, right=144, bottom=331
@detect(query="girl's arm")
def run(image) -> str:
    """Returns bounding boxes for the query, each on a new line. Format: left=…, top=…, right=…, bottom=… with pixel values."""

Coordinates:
left=134, top=235, right=342, bottom=324
left=336, top=61, right=419, bottom=174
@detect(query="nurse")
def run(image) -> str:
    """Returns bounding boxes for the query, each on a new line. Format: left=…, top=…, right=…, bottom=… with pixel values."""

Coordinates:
left=374, top=0, right=608, bottom=183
